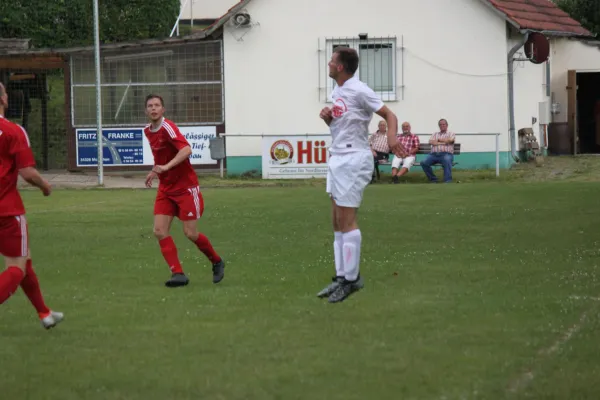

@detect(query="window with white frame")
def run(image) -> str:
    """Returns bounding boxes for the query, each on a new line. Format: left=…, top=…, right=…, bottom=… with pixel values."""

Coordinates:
left=325, top=37, right=397, bottom=102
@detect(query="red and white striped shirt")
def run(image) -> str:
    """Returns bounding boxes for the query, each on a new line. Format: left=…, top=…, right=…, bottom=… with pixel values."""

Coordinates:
left=0, top=115, right=36, bottom=217
left=144, top=117, right=198, bottom=194
left=397, top=133, right=420, bottom=155
left=368, top=131, right=389, bottom=153
left=430, top=131, right=456, bottom=154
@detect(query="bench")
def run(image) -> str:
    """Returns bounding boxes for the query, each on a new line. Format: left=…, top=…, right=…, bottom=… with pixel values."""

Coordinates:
left=374, top=143, right=461, bottom=181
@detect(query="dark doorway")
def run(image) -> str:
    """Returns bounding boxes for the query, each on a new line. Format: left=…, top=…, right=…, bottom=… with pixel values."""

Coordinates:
left=576, top=71, right=600, bottom=154
left=2, top=70, right=68, bottom=170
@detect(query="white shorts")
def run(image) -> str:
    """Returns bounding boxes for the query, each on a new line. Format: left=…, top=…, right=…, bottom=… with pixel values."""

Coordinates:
left=391, top=156, right=416, bottom=170
left=326, top=150, right=373, bottom=208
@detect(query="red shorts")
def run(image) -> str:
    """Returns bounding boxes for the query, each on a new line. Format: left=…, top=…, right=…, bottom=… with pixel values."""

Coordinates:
left=0, top=215, right=29, bottom=258
left=154, top=186, right=204, bottom=221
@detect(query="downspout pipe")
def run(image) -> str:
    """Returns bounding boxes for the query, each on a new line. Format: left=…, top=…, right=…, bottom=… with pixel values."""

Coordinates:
left=507, top=31, right=531, bottom=162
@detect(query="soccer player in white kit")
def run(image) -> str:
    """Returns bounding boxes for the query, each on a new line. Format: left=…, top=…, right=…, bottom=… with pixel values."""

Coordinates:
left=317, top=47, right=406, bottom=303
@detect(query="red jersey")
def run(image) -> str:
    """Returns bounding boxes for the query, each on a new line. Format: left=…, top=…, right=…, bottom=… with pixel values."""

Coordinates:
left=0, top=116, right=36, bottom=217
left=144, top=118, right=198, bottom=194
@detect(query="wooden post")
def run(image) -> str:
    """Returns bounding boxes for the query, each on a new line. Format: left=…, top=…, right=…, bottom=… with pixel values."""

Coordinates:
left=567, top=69, right=577, bottom=155
left=41, top=73, right=49, bottom=171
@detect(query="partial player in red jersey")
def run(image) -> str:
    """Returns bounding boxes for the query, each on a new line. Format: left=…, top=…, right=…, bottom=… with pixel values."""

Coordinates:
left=143, top=94, right=224, bottom=287
left=0, top=82, right=64, bottom=329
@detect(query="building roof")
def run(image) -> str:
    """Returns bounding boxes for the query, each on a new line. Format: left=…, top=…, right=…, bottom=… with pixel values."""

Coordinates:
left=207, top=0, right=593, bottom=38
left=480, top=0, right=593, bottom=36
left=1, top=0, right=593, bottom=58
left=195, top=0, right=253, bottom=37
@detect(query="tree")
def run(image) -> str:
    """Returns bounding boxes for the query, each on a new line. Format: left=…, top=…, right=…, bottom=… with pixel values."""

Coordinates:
left=0, top=0, right=180, bottom=48
left=556, top=0, right=600, bottom=36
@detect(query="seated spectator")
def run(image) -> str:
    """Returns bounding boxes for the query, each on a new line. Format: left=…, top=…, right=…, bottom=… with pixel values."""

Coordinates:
left=369, top=120, right=390, bottom=162
left=421, top=118, right=456, bottom=183
left=391, top=122, right=420, bottom=184
left=369, top=120, right=391, bottom=181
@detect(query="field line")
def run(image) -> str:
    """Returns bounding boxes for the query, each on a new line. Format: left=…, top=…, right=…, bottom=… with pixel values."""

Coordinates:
left=569, top=295, right=600, bottom=302
left=506, top=303, right=593, bottom=395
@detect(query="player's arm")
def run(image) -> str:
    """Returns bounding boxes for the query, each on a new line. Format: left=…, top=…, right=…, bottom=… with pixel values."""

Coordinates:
left=11, top=128, right=51, bottom=196
left=153, top=146, right=192, bottom=173
left=153, top=122, right=193, bottom=173
left=359, top=88, right=401, bottom=154
left=162, top=146, right=192, bottom=171
left=19, top=167, right=51, bottom=196
left=319, top=107, right=333, bottom=126
left=375, top=106, right=398, bottom=149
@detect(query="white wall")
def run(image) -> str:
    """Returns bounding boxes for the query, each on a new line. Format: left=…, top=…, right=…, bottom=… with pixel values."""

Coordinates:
left=508, top=34, right=549, bottom=147
left=179, top=0, right=235, bottom=20
left=550, top=38, right=600, bottom=124
left=223, top=0, right=512, bottom=157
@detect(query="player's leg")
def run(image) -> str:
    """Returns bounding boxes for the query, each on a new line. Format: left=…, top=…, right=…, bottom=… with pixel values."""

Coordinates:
left=0, top=216, right=28, bottom=304
left=20, top=251, right=64, bottom=329
left=317, top=157, right=347, bottom=298
left=153, top=191, right=188, bottom=287
left=1, top=216, right=63, bottom=328
left=178, top=186, right=225, bottom=283
left=327, top=204, right=364, bottom=303
left=327, top=151, right=373, bottom=303
left=317, top=197, right=345, bottom=298
left=0, top=255, right=26, bottom=305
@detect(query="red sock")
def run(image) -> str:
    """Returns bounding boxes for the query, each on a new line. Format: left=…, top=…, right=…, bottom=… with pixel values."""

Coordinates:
left=194, top=233, right=222, bottom=264
left=0, top=267, right=24, bottom=305
left=20, top=260, right=51, bottom=318
left=159, top=236, right=184, bottom=274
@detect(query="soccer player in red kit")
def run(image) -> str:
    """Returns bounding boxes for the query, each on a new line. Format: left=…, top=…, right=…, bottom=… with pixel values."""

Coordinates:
left=0, top=82, right=64, bottom=329
left=144, top=94, right=224, bottom=287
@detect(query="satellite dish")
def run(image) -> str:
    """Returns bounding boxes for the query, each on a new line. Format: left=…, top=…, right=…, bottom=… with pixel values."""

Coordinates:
left=524, top=32, right=549, bottom=64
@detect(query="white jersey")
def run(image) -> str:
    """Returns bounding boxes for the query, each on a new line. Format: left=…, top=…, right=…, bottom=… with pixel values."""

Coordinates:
left=329, top=76, right=384, bottom=154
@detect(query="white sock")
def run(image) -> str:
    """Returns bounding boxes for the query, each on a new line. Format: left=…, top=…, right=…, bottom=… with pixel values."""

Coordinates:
left=334, top=232, right=344, bottom=277
left=342, top=229, right=361, bottom=281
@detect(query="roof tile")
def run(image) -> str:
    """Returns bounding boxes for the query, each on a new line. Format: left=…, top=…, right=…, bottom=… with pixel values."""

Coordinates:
left=485, top=0, right=592, bottom=36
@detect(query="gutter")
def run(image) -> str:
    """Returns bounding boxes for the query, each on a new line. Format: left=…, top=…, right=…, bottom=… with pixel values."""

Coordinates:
left=525, top=30, right=590, bottom=38
left=507, top=31, right=531, bottom=162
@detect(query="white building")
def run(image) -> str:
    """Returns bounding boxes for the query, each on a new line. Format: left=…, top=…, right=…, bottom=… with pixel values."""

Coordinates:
left=548, top=38, right=600, bottom=155
left=194, top=0, right=596, bottom=175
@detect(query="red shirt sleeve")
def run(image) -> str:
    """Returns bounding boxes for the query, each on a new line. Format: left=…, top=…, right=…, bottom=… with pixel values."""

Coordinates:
left=163, top=120, right=190, bottom=151
left=10, top=126, right=36, bottom=169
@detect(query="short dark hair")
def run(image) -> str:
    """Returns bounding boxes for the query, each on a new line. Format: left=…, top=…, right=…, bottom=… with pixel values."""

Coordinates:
left=333, top=47, right=359, bottom=75
left=438, top=118, right=448, bottom=125
left=145, top=94, right=164, bottom=107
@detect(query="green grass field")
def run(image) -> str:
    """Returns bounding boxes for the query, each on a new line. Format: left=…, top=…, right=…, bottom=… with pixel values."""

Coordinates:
left=2, top=181, right=600, bottom=399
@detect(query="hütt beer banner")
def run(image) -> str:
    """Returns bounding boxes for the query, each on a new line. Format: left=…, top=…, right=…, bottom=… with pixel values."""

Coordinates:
left=261, top=135, right=331, bottom=179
